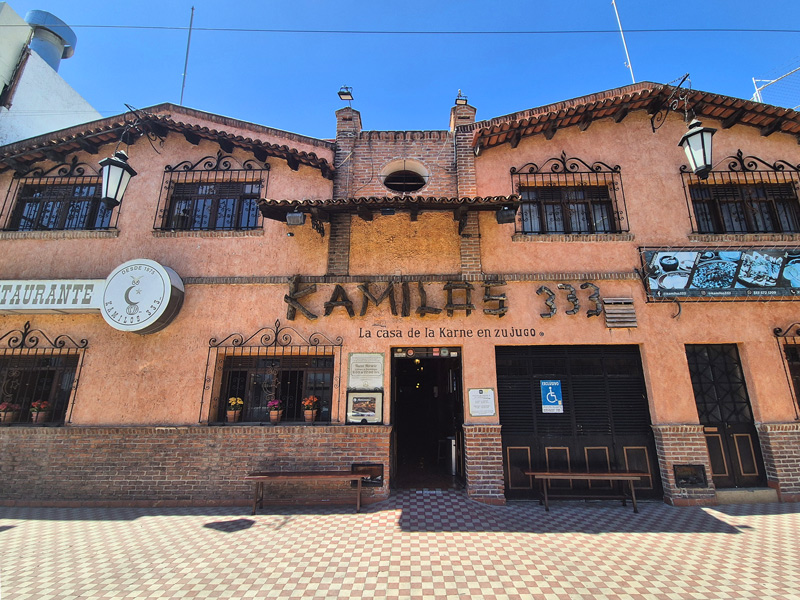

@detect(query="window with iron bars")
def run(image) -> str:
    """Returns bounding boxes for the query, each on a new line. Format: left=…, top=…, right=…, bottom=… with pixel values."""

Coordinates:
left=689, top=183, right=800, bottom=235
left=682, top=150, right=800, bottom=235
left=518, top=185, right=617, bottom=234
left=0, top=354, right=79, bottom=425
left=158, top=174, right=264, bottom=232
left=510, top=154, right=627, bottom=236
left=4, top=179, right=113, bottom=232
left=217, top=354, right=335, bottom=423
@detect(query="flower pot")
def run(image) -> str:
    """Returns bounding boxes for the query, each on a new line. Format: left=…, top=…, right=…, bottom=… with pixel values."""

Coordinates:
left=31, top=411, right=50, bottom=423
left=269, top=410, right=282, bottom=424
left=0, top=411, right=19, bottom=423
left=304, top=409, right=318, bottom=422
left=226, top=409, right=241, bottom=423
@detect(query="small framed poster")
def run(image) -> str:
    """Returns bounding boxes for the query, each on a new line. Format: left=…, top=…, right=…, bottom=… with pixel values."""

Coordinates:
left=348, top=353, right=384, bottom=390
left=346, top=391, right=383, bottom=424
left=468, top=388, right=496, bottom=417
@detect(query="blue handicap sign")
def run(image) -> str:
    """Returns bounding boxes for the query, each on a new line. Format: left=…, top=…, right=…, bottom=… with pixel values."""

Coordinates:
left=540, top=380, right=563, bottom=414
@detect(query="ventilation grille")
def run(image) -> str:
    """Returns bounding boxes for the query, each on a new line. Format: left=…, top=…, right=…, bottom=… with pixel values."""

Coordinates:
left=603, top=298, right=637, bottom=328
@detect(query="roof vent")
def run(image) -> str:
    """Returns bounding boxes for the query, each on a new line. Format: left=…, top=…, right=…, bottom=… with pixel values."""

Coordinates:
left=24, top=10, right=77, bottom=72
left=603, top=298, right=637, bottom=328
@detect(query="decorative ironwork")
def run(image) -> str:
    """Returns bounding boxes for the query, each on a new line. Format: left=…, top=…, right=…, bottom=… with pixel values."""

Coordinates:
left=201, top=320, right=343, bottom=425
left=0, top=322, right=87, bottom=426
left=23, top=156, right=100, bottom=179
left=650, top=73, right=693, bottom=132
left=209, top=319, right=343, bottom=349
left=680, top=149, right=800, bottom=235
left=510, top=152, right=621, bottom=177
left=0, top=321, right=88, bottom=350
left=680, top=149, right=800, bottom=175
left=165, top=150, right=269, bottom=174
left=774, top=322, right=800, bottom=420
left=510, top=152, right=628, bottom=236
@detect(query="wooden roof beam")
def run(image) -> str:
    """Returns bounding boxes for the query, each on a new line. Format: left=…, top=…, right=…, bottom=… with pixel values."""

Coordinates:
left=613, top=104, right=630, bottom=123
left=77, top=138, right=100, bottom=155
left=357, top=206, right=373, bottom=221
left=721, top=107, right=746, bottom=129
left=509, top=130, right=521, bottom=148
left=543, top=122, right=558, bottom=140
left=578, top=113, right=593, bottom=132
left=184, top=131, right=201, bottom=145
left=761, top=117, right=785, bottom=137
left=286, top=155, right=300, bottom=171
left=218, top=138, right=234, bottom=154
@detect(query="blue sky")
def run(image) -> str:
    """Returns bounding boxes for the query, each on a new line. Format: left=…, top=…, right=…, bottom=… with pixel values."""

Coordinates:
left=6, top=0, right=800, bottom=138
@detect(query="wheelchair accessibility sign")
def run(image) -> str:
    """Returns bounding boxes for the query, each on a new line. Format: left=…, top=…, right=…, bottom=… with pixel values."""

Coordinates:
left=540, top=380, right=563, bottom=414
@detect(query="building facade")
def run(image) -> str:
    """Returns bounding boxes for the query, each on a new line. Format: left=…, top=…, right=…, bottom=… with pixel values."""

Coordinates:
left=1, top=82, right=799, bottom=508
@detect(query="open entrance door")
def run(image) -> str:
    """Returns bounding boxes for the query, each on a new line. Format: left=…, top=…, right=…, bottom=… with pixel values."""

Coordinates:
left=391, top=347, right=464, bottom=489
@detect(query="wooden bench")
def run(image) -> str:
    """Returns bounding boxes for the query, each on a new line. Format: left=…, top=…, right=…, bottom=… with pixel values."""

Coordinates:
left=245, top=466, right=383, bottom=515
left=523, top=471, right=644, bottom=513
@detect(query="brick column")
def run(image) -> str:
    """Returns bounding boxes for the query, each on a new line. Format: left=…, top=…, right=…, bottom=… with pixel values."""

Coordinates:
left=451, top=104, right=482, bottom=277
left=652, top=424, right=716, bottom=506
left=757, top=422, right=800, bottom=502
left=328, top=107, right=362, bottom=276
left=462, top=424, right=505, bottom=505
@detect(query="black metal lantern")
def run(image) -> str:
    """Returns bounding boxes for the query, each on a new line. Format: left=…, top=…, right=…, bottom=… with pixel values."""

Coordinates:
left=99, top=150, right=137, bottom=208
left=678, top=119, right=716, bottom=180
left=338, top=86, right=353, bottom=101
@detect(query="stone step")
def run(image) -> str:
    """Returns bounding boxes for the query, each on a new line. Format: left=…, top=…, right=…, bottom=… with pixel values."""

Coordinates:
left=715, top=487, right=779, bottom=505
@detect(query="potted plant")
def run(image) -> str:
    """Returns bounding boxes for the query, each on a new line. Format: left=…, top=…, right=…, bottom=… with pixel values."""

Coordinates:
left=267, top=398, right=283, bottom=424
left=30, top=400, right=51, bottom=423
left=0, top=402, right=21, bottom=424
left=226, top=397, right=243, bottom=423
left=302, top=395, right=319, bottom=422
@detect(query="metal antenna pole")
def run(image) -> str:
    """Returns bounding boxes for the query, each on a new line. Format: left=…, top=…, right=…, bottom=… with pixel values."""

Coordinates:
left=612, top=0, right=635, bottom=84
left=180, top=6, right=195, bottom=106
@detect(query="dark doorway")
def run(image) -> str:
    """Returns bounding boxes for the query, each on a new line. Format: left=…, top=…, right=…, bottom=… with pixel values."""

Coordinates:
left=391, top=348, right=464, bottom=489
left=686, top=344, right=767, bottom=488
left=496, top=345, right=662, bottom=500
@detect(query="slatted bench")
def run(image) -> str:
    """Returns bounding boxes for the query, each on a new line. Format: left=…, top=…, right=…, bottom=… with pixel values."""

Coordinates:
left=523, top=471, right=644, bottom=513
left=245, top=465, right=383, bottom=515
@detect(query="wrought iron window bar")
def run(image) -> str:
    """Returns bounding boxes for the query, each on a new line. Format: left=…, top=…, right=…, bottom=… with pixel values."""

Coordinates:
left=1, top=158, right=118, bottom=232
left=682, top=150, right=800, bottom=235
left=202, top=320, right=343, bottom=424
left=155, top=151, right=269, bottom=232
left=510, top=152, right=628, bottom=236
left=774, top=323, right=800, bottom=420
left=0, top=321, right=87, bottom=426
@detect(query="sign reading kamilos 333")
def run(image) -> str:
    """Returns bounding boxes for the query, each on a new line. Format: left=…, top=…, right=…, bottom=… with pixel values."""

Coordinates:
left=0, top=259, right=184, bottom=335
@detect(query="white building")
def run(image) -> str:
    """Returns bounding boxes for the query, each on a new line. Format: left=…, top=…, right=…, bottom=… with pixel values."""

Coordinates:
left=0, top=3, right=100, bottom=145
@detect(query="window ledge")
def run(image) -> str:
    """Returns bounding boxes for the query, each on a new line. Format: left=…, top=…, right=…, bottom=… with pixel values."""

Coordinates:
left=0, top=229, right=119, bottom=241
left=511, top=233, right=634, bottom=243
left=688, top=233, right=800, bottom=243
left=153, top=228, right=265, bottom=239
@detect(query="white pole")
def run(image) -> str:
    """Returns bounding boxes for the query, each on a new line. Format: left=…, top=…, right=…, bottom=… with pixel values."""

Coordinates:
left=612, top=0, right=635, bottom=84
left=180, top=7, right=195, bottom=106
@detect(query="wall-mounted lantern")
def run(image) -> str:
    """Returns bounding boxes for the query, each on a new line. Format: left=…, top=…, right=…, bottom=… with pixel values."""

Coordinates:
left=99, top=150, right=137, bottom=208
left=678, top=119, right=716, bottom=180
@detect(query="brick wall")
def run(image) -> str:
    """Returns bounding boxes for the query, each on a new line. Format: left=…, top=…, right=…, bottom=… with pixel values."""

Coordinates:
left=459, top=212, right=482, bottom=276
left=0, top=425, right=391, bottom=507
left=652, top=424, right=716, bottom=506
left=462, top=424, right=505, bottom=505
left=757, top=422, right=800, bottom=502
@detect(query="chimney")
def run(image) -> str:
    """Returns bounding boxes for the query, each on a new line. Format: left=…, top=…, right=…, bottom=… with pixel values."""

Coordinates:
left=24, top=10, right=77, bottom=72
left=450, top=103, right=476, bottom=132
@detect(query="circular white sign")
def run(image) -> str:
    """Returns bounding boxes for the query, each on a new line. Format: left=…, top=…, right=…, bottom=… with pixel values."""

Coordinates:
left=101, top=259, right=184, bottom=334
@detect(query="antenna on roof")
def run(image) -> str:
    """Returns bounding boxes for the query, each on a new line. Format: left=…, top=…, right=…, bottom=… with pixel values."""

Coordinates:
left=612, top=0, right=635, bottom=84
left=179, top=6, right=195, bottom=106
left=751, top=65, right=800, bottom=107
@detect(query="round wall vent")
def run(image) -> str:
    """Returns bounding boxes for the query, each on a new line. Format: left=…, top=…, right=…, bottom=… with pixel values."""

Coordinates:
left=379, top=159, right=429, bottom=193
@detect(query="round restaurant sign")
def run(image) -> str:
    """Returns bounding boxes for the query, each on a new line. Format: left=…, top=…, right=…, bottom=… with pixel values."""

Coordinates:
left=101, top=259, right=184, bottom=334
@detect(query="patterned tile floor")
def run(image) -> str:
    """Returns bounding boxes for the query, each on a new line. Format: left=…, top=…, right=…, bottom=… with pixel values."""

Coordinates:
left=1, top=491, right=799, bottom=600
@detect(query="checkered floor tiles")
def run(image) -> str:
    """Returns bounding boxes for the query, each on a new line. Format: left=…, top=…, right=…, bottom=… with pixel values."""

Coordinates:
left=1, top=491, right=799, bottom=599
